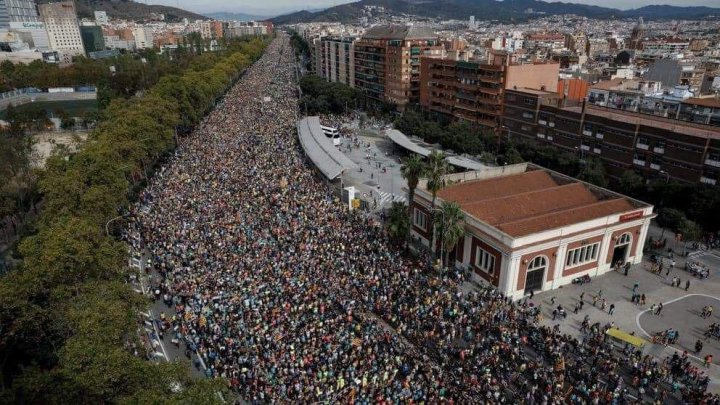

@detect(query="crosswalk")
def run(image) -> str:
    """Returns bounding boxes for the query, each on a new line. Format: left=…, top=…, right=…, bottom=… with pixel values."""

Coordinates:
left=377, top=191, right=406, bottom=207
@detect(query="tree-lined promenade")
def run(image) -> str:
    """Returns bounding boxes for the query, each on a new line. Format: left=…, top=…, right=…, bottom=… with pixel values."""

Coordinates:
left=0, top=37, right=267, bottom=402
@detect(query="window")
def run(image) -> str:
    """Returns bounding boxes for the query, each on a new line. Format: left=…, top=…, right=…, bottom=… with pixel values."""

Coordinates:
left=616, top=233, right=632, bottom=247
left=565, top=243, right=600, bottom=268
left=413, top=208, right=427, bottom=231
left=475, top=246, right=495, bottom=274
left=528, top=256, right=547, bottom=271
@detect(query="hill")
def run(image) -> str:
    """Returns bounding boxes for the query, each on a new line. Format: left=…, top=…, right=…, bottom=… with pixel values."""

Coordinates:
left=271, top=0, right=720, bottom=24
left=205, top=12, right=271, bottom=21
left=35, top=0, right=207, bottom=23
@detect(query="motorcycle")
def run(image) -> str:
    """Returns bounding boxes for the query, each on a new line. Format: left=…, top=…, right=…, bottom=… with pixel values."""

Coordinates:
left=572, top=274, right=591, bottom=285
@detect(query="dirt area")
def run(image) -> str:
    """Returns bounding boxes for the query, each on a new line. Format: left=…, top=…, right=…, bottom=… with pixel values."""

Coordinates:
left=31, top=131, right=88, bottom=168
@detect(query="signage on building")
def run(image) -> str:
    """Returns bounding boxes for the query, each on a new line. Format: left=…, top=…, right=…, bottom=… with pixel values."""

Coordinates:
left=10, top=22, right=46, bottom=30
left=619, top=211, right=643, bottom=222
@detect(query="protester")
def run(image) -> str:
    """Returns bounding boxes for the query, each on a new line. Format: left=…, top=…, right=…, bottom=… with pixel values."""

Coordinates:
left=126, top=34, right=716, bottom=404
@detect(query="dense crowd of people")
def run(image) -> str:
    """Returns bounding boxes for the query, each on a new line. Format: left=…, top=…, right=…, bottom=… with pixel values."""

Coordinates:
left=129, top=34, right=718, bottom=403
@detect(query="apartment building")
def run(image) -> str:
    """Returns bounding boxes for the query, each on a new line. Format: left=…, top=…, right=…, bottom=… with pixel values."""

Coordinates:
left=133, top=26, right=153, bottom=50
left=38, top=1, right=84, bottom=64
left=419, top=51, right=559, bottom=129
left=354, top=25, right=443, bottom=107
left=501, top=88, right=720, bottom=186
left=318, top=36, right=356, bottom=87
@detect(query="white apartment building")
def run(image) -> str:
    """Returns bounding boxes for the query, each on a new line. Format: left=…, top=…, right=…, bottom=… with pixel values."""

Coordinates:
left=38, top=1, right=84, bottom=64
left=133, top=26, right=153, bottom=50
left=94, top=11, right=108, bottom=25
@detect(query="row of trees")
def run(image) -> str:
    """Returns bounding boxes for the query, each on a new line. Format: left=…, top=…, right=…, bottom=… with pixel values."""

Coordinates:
left=0, top=37, right=268, bottom=403
left=387, top=152, right=465, bottom=268
left=299, top=74, right=360, bottom=116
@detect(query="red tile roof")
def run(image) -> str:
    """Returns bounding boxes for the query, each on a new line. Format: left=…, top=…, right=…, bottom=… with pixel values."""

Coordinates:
left=435, top=169, right=640, bottom=237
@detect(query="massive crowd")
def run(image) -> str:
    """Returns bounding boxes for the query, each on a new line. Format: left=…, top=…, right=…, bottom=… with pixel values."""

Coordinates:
left=129, top=34, right=718, bottom=403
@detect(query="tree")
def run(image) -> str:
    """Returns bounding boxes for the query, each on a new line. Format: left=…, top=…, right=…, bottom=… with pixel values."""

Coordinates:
left=577, top=158, right=608, bottom=188
left=619, top=169, right=644, bottom=197
left=425, top=150, right=448, bottom=264
left=386, top=202, right=411, bottom=246
left=497, top=146, right=522, bottom=166
left=438, top=201, right=465, bottom=268
left=400, top=154, right=425, bottom=220
left=656, top=208, right=686, bottom=233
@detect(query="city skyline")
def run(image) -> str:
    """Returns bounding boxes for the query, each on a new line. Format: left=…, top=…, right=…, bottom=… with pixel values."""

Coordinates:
left=149, top=0, right=720, bottom=15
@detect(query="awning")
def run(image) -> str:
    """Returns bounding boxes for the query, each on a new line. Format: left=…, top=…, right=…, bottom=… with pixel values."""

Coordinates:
left=606, top=328, right=646, bottom=347
left=386, top=129, right=486, bottom=171
left=386, top=129, right=431, bottom=157
left=297, top=116, right=358, bottom=180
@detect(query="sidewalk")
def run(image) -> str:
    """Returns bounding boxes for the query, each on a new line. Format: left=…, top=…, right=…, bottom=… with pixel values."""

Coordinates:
left=528, top=226, right=720, bottom=393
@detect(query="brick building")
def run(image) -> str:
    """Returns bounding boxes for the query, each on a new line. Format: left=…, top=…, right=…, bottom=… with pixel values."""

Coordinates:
left=411, top=164, right=653, bottom=299
left=501, top=88, right=720, bottom=186
left=418, top=51, right=559, bottom=129
left=354, top=25, right=443, bottom=107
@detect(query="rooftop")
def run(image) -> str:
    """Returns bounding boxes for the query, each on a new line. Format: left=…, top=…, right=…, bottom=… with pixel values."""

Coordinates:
left=564, top=105, right=720, bottom=140
left=682, top=97, right=720, bottom=109
left=362, top=24, right=437, bottom=40
left=434, top=168, right=642, bottom=238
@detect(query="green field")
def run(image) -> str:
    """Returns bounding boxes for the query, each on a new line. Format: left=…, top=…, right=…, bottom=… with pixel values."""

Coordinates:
left=0, top=99, right=99, bottom=120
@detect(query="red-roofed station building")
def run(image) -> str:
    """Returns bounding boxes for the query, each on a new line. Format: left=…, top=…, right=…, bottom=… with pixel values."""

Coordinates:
left=411, top=164, right=655, bottom=299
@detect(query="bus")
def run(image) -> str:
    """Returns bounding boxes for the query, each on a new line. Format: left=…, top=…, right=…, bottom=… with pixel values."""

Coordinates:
left=320, top=125, right=341, bottom=146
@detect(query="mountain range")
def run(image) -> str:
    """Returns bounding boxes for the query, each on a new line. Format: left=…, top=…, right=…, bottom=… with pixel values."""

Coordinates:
left=35, top=0, right=207, bottom=23
left=271, top=0, right=720, bottom=24
left=205, top=12, right=272, bottom=21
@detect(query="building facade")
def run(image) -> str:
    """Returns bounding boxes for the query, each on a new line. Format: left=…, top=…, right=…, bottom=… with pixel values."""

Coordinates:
left=419, top=52, right=559, bottom=129
left=318, top=36, right=355, bottom=87
left=411, top=165, right=653, bottom=300
left=501, top=88, right=720, bottom=186
left=354, top=25, right=443, bottom=107
left=38, top=1, right=84, bottom=63
left=80, top=24, right=104, bottom=53
left=0, top=0, right=40, bottom=28
left=132, top=26, right=153, bottom=50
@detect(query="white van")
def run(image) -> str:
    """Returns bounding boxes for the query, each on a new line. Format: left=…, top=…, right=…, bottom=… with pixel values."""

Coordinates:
left=320, top=125, right=341, bottom=146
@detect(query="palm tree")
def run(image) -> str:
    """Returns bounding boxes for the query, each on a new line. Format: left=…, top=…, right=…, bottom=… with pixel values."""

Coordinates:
left=386, top=201, right=410, bottom=246
left=438, top=201, right=465, bottom=268
left=400, top=154, right=425, bottom=219
left=425, top=150, right=448, bottom=264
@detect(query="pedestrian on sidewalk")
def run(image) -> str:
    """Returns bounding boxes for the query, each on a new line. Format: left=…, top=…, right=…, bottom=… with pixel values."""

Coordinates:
left=551, top=296, right=556, bottom=305
left=655, top=302, right=664, bottom=316
left=704, top=354, right=713, bottom=367
left=633, top=282, right=639, bottom=293
left=601, top=299, right=607, bottom=311
left=609, top=303, right=615, bottom=315
left=640, top=293, right=646, bottom=306
left=685, top=279, right=690, bottom=291
left=579, top=292, right=584, bottom=302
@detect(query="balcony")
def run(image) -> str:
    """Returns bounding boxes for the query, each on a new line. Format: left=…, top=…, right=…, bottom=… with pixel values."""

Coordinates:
left=633, top=159, right=646, bottom=166
left=653, top=147, right=665, bottom=154
left=537, top=133, right=546, bottom=139
left=636, top=143, right=649, bottom=150
left=596, top=133, right=604, bottom=139
left=548, top=122, right=555, bottom=127
left=705, top=158, right=720, bottom=168
left=593, top=148, right=602, bottom=154
left=701, top=176, right=717, bottom=185
left=582, top=130, right=593, bottom=136
left=650, top=163, right=661, bottom=170
left=547, top=135, right=554, bottom=141
left=538, top=119, right=548, bottom=126
left=580, top=144, right=590, bottom=151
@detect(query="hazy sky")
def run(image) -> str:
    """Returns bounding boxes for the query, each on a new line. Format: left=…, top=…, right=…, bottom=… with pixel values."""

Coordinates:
left=150, top=0, right=720, bottom=15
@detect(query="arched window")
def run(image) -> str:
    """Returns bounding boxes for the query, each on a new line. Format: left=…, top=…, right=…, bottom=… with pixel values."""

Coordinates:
left=528, top=256, right=547, bottom=272
left=616, top=233, right=632, bottom=247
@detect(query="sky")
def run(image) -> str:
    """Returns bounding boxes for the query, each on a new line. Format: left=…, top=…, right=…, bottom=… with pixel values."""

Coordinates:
left=148, top=0, right=720, bottom=16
